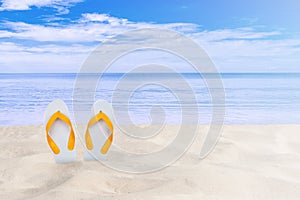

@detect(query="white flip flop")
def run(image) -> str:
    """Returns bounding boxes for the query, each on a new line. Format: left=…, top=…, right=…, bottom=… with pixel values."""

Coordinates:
left=84, top=100, right=115, bottom=161
left=44, top=99, right=76, bottom=163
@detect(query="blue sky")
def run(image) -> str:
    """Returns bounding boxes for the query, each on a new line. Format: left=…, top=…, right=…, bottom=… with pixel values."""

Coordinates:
left=0, top=0, right=300, bottom=72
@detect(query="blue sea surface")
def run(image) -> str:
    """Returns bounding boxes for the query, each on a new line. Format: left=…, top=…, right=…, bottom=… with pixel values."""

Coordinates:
left=1, top=73, right=300, bottom=125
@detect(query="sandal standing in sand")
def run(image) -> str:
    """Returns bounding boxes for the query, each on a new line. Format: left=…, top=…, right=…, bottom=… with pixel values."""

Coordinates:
left=44, top=99, right=76, bottom=163
left=84, top=100, right=115, bottom=161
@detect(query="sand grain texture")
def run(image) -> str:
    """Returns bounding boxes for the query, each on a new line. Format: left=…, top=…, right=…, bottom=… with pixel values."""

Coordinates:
left=0, top=125, right=300, bottom=200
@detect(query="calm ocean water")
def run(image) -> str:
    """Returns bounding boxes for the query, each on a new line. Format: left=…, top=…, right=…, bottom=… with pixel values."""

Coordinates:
left=1, top=73, right=300, bottom=125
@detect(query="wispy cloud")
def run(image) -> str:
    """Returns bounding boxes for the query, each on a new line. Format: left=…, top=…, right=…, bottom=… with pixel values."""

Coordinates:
left=0, top=13, right=200, bottom=42
left=192, top=28, right=281, bottom=41
left=0, top=0, right=83, bottom=14
left=0, top=13, right=300, bottom=73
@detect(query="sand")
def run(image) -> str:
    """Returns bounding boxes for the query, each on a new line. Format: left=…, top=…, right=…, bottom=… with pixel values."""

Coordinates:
left=0, top=124, right=300, bottom=200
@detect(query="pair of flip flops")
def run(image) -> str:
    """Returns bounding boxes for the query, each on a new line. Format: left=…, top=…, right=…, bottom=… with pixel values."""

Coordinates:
left=44, top=99, right=114, bottom=163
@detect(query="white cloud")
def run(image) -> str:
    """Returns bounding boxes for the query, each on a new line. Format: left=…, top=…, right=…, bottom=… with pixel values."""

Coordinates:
left=1, top=14, right=199, bottom=42
left=192, top=28, right=281, bottom=41
left=188, top=28, right=300, bottom=72
left=0, top=42, right=92, bottom=72
left=0, top=0, right=83, bottom=14
left=80, top=13, right=129, bottom=25
left=0, top=13, right=300, bottom=73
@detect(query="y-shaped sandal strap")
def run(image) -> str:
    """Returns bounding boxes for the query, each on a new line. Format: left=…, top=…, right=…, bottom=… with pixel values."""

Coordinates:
left=46, top=111, right=75, bottom=154
left=85, top=111, right=114, bottom=154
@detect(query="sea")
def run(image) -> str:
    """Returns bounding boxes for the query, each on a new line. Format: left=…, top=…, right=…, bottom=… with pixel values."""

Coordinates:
left=1, top=73, right=300, bottom=125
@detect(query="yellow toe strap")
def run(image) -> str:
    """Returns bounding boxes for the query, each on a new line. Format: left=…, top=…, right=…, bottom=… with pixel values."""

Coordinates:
left=46, top=111, right=75, bottom=154
left=85, top=111, right=114, bottom=154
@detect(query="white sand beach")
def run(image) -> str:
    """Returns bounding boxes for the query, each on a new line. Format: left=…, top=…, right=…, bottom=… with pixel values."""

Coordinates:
left=0, top=125, right=300, bottom=199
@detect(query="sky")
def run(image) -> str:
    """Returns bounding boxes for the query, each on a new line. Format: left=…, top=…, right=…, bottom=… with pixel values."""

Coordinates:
left=0, top=0, right=300, bottom=73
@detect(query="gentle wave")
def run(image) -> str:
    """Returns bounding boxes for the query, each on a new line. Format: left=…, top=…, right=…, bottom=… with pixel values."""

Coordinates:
left=1, top=73, right=300, bottom=125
